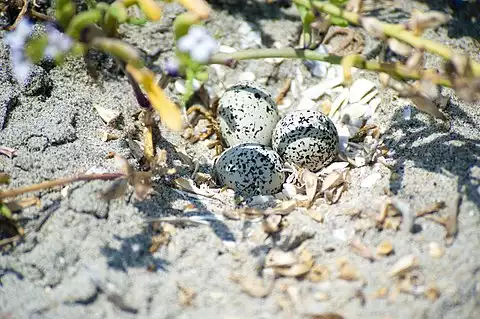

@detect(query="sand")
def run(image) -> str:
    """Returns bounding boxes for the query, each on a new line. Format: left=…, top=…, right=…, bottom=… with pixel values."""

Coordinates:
left=0, top=1, right=479, bottom=318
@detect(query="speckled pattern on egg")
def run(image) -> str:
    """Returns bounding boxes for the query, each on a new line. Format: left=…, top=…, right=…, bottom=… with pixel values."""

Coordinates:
left=217, top=80, right=280, bottom=147
left=214, top=143, right=285, bottom=196
left=272, top=110, right=339, bottom=172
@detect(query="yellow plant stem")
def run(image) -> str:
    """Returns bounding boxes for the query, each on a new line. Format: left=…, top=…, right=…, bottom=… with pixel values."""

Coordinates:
left=292, top=0, right=480, bottom=76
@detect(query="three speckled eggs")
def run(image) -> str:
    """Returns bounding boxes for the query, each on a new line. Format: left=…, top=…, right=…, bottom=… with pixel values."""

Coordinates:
left=214, top=81, right=339, bottom=196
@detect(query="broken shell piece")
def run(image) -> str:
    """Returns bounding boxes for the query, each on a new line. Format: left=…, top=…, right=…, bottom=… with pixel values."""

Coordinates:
left=389, top=255, right=419, bottom=277
left=337, top=258, right=360, bottom=281
left=262, top=214, right=283, bottom=233
left=174, top=177, right=215, bottom=197
left=306, top=210, right=323, bottom=223
left=94, top=105, right=121, bottom=126
left=349, top=79, right=376, bottom=104
left=329, top=88, right=349, bottom=118
left=308, top=264, right=330, bottom=282
left=428, top=242, right=444, bottom=258
left=265, top=249, right=297, bottom=267
left=376, top=241, right=394, bottom=256
left=274, top=262, right=312, bottom=277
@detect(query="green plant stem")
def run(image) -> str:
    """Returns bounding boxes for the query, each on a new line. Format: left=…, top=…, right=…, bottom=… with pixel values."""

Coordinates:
left=293, top=0, right=480, bottom=76
left=208, top=48, right=453, bottom=87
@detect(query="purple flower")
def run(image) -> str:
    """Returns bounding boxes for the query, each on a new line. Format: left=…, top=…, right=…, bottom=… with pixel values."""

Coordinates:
left=4, top=18, right=34, bottom=84
left=177, top=26, right=218, bottom=63
left=43, top=24, right=74, bottom=60
left=164, top=57, right=180, bottom=77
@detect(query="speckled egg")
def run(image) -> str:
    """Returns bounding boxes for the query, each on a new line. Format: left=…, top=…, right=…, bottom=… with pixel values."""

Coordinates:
left=272, top=110, right=339, bottom=172
left=214, top=143, right=285, bottom=196
left=217, top=80, right=280, bottom=147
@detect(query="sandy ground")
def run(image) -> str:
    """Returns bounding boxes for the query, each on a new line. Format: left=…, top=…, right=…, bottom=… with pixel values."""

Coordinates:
left=1, top=0, right=479, bottom=318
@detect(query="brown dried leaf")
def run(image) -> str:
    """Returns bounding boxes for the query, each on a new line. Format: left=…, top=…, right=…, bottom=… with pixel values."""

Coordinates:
left=4, top=197, right=40, bottom=212
left=416, top=201, right=446, bottom=217
left=114, top=154, right=133, bottom=178
left=389, top=255, right=419, bottom=277
left=409, top=94, right=447, bottom=121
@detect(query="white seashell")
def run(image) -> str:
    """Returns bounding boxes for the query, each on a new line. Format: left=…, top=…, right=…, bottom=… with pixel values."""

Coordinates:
left=296, top=96, right=316, bottom=111
left=359, top=89, right=378, bottom=105
left=329, top=88, right=350, bottom=118
left=175, top=80, right=186, bottom=94
left=319, top=162, right=350, bottom=176
left=349, top=79, right=376, bottom=104
left=302, top=76, right=344, bottom=100
left=238, top=72, right=256, bottom=82
left=341, top=103, right=370, bottom=122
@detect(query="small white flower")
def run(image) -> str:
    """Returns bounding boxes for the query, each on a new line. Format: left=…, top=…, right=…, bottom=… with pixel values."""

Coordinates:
left=177, top=25, right=218, bottom=63
left=403, top=105, right=412, bottom=120
left=4, top=18, right=34, bottom=84
left=4, top=18, right=33, bottom=51
left=43, top=24, right=74, bottom=59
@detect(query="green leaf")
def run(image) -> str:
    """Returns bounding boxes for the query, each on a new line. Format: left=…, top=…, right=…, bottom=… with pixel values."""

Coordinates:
left=126, top=17, right=148, bottom=26
left=25, top=36, right=48, bottom=64
left=294, top=3, right=315, bottom=48
left=109, top=3, right=127, bottom=23
left=330, top=15, right=349, bottom=27
left=329, top=0, right=349, bottom=5
left=0, top=202, right=13, bottom=219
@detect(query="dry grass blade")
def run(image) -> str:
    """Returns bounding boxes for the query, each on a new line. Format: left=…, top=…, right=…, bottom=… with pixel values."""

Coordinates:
left=416, top=201, right=446, bottom=217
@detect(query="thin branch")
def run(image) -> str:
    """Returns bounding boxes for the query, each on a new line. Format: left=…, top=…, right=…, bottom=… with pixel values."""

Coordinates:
left=208, top=48, right=453, bottom=87
left=0, top=172, right=125, bottom=200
